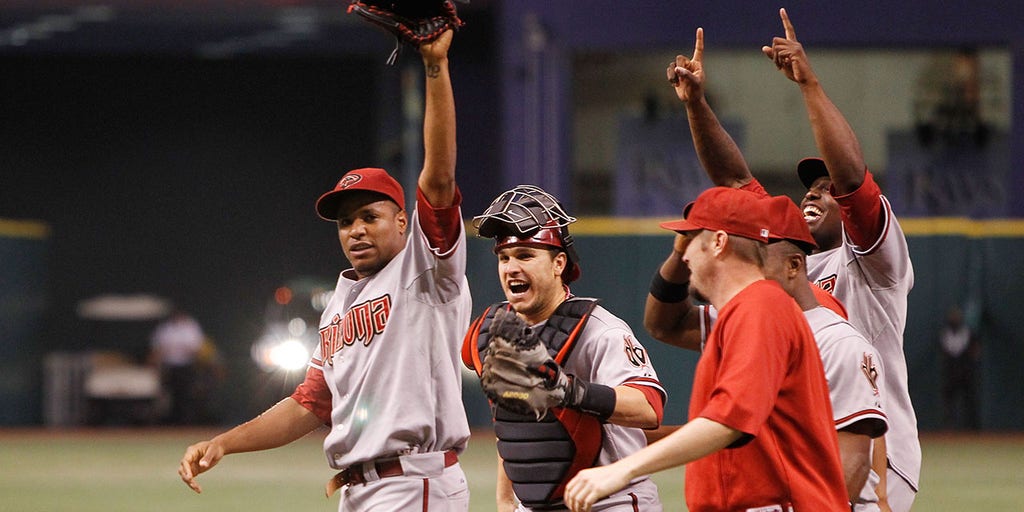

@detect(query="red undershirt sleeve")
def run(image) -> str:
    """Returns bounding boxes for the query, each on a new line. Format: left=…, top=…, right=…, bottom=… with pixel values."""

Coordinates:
left=289, top=367, right=332, bottom=425
left=739, top=178, right=770, bottom=198
left=624, top=382, right=666, bottom=425
left=416, top=186, right=463, bottom=258
left=833, top=170, right=886, bottom=250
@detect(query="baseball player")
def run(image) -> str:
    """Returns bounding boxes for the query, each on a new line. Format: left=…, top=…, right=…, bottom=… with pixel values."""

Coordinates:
left=564, top=187, right=850, bottom=512
left=179, top=31, right=475, bottom=511
left=666, top=11, right=920, bottom=510
left=462, top=185, right=667, bottom=512
left=646, top=196, right=890, bottom=510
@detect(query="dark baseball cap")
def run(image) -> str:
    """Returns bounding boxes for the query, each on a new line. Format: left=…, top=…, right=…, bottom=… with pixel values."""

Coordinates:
left=315, top=167, right=406, bottom=221
left=660, top=187, right=772, bottom=243
left=797, top=157, right=830, bottom=189
left=765, top=195, right=818, bottom=254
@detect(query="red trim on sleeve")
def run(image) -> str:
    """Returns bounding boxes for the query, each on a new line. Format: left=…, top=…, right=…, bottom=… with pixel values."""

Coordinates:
left=416, top=186, right=463, bottom=257
left=461, top=308, right=491, bottom=374
left=832, top=170, right=885, bottom=250
left=739, top=178, right=770, bottom=198
left=289, top=367, right=332, bottom=425
left=624, top=382, right=666, bottom=425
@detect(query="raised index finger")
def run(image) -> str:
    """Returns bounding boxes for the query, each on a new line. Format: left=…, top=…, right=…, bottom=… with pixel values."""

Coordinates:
left=780, top=8, right=797, bottom=41
left=692, top=27, right=704, bottom=63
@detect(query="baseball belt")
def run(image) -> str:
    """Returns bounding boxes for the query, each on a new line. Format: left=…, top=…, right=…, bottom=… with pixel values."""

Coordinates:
left=325, top=449, right=459, bottom=497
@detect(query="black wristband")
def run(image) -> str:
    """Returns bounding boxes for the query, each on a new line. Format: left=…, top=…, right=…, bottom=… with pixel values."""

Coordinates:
left=649, top=270, right=689, bottom=303
left=577, top=380, right=617, bottom=421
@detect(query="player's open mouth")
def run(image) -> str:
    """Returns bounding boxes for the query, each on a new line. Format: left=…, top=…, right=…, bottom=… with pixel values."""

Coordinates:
left=508, top=280, right=529, bottom=294
left=803, top=204, right=823, bottom=222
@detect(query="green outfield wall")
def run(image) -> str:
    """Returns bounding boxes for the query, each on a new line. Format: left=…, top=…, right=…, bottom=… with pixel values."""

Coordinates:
left=2, top=217, right=1022, bottom=430
left=0, top=219, right=50, bottom=425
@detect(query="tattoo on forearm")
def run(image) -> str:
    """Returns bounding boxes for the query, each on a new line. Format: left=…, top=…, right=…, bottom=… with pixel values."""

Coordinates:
left=426, top=63, right=441, bottom=79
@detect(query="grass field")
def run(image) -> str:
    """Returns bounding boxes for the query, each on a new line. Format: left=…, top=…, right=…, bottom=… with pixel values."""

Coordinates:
left=0, top=428, right=1021, bottom=511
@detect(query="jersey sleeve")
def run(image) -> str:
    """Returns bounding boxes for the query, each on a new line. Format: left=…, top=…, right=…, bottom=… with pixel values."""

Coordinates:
left=739, top=177, right=770, bottom=198
left=835, top=171, right=914, bottom=290
left=415, top=186, right=464, bottom=258
left=289, top=366, right=332, bottom=425
left=574, top=312, right=667, bottom=420
left=818, top=326, right=888, bottom=438
left=834, top=170, right=886, bottom=252
left=698, top=294, right=799, bottom=436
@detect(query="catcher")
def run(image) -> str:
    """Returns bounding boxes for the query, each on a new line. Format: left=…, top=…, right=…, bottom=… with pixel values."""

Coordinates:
left=462, top=185, right=668, bottom=512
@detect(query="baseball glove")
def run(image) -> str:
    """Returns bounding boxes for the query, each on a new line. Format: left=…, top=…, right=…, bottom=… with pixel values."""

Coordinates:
left=347, top=0, right=466, bottom=63
left=480, top=308, right=577, bottom=420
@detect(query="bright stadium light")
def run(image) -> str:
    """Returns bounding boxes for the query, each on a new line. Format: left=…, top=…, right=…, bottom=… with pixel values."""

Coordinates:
left=268, top=338, right=310, bottom=371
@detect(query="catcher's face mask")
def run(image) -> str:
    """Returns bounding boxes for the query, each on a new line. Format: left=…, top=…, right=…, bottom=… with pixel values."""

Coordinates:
left=474, top=185, right=581, bottom=283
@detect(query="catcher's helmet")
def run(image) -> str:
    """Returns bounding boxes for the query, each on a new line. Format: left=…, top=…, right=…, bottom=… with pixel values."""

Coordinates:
left=473, top=185, right=581, bottom=283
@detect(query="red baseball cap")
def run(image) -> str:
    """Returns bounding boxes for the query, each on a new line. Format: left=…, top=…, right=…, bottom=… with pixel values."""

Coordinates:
left=660, top=187, right=772, bottom=242
left=315, top=167, right=406, bottom=221
left=765, top=195, right=818, bottom=254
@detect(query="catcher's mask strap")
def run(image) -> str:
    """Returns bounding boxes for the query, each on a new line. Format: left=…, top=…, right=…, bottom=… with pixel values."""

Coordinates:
left=386, top=36, right=401, bottom=66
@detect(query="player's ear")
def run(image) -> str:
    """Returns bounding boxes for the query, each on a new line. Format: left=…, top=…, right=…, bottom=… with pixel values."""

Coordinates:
left=552, top=250, right=567, bottom=278
left=710, top=230, right=729, bottom=256
left=395, top=208, right=408, bottom=236
left=787, top=254, right=803, bottom=277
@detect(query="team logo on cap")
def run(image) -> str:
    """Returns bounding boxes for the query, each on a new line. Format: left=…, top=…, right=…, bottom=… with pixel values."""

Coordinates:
left=337, top=173, right=363, bottom=189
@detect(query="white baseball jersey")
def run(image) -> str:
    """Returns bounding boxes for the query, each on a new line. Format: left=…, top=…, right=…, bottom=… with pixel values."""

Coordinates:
left=293, top=197, right=472, bottom=471
left=805, top=306, right=888, bottom=511
left=805, top=172, right=920, bottom=493
left=523, top=301, right=667, bottom=512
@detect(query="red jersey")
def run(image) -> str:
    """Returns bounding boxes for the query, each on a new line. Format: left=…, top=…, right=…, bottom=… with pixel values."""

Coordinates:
left=686, top=280, right=849, bottom=512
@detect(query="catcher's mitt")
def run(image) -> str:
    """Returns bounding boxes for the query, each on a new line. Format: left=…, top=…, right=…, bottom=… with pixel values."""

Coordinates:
left=480, top=308, right=575, bottom=420
left=347, top=0, right=467, bottom=64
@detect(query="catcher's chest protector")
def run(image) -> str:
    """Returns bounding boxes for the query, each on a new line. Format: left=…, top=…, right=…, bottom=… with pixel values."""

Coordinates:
left=466, top=299, right=603, bottom=508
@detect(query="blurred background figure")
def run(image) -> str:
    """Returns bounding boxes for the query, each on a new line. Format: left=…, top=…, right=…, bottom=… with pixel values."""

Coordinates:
left=193, top=336, right=226, bottom=425
left=914, top=47, right=992, bottom=148
left=149, top=309, right=205, bottom=425
left=938, top=306, right=981, bottom=431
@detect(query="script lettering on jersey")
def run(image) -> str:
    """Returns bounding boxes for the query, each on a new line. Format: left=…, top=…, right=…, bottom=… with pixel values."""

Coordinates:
left=318, top=295, right=392, bottom=366
left=815, top=273, right=838, bottom=294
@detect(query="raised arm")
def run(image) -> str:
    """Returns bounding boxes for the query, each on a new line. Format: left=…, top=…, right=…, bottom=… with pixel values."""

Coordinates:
left=668, top=27, right=754, bottom=189
left=762, top=8, right=866, bottom=195
left=644, top=233, right=703, bottom=351
left=417, top=30, right=458, bottom=207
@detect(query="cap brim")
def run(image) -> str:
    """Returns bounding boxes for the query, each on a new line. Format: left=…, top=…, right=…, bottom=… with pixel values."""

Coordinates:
left=315, top=190, right=345, bottom=221
left=659, top=218, right=702, bottom=234
left=797, top=158, right=829, bottom=189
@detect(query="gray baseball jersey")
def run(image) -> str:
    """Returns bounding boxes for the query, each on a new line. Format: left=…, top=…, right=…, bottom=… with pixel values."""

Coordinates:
left=805, top=306, right=888, bottom=512
left=295, top=200, right=472, bottom=471
left=521, top=302, right=667, bottom=512
left=805, top=173, right=920, bottom=493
